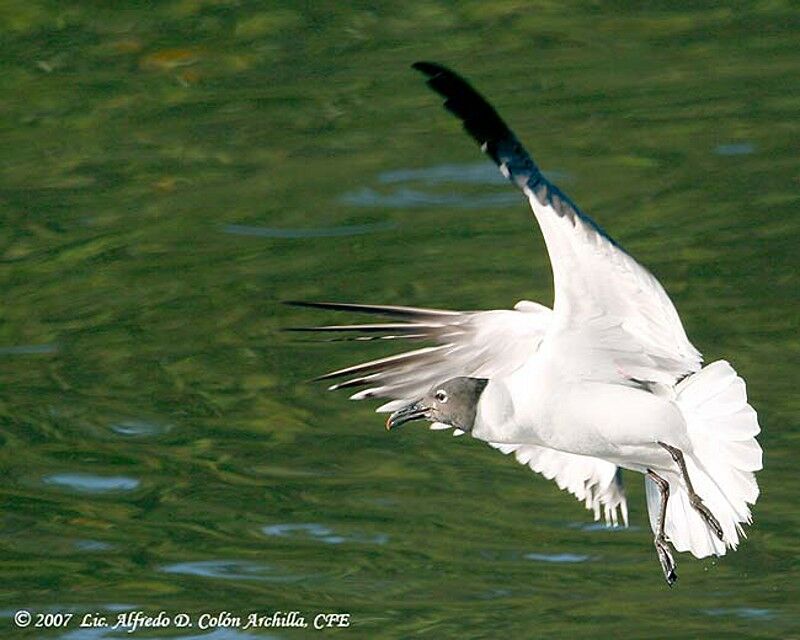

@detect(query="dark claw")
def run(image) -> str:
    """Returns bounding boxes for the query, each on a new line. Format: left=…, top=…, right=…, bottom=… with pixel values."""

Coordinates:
left=655, top=536, right=678, bottom=587
left=659, top=442, right=726, bottom=544
left=691, top=497, right=725, bottom=542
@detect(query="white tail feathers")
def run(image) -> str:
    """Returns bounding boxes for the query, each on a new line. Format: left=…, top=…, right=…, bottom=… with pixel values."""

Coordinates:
left=645, top=360, right=762, bottom=558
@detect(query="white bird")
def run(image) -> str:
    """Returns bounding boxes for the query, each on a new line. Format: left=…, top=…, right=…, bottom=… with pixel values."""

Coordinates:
left=289, top=62, right=762, bottom=585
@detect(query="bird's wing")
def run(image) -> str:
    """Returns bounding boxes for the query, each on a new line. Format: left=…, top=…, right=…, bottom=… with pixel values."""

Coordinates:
left=285, top=299, right=551, bottom=412
left=489, top=442, right=628, bottom=526
left=414, top=62, right=702, bottom=386
left=288, top=300, right=628, bottom=522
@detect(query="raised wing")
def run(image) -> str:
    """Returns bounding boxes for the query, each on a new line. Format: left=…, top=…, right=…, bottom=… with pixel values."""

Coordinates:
left=286, top=299, right=551, bottom=412
left=490, top=442, right=628, bottom=526
left=414, top=62, right=702, bottom=386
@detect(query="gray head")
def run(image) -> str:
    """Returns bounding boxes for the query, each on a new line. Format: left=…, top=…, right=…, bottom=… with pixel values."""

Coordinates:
left=385, top=377, right=489, bottom=432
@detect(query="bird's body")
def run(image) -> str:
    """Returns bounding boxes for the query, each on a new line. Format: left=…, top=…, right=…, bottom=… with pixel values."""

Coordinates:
left=289, top=62, right=762, bottom=584
left=475, top=369, right=687, bottom=470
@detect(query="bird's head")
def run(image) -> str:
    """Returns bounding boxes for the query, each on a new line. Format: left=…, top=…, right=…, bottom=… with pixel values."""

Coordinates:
left=386, top=377, right=489, bottom=432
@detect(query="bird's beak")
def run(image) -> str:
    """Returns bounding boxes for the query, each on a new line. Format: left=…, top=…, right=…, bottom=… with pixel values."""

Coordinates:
left=386, top=400, right=430, bottom=431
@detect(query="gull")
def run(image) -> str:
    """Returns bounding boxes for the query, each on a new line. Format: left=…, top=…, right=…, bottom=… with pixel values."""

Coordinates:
left=289, top=62, right=762, bottom=585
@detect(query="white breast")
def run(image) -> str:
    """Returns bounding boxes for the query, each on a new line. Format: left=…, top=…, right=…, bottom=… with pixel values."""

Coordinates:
left=473, top=365, right=688, bottom=468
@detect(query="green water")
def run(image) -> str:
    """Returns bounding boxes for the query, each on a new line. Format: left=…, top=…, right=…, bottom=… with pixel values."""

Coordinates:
left=1, top=2, right=798, bottom=638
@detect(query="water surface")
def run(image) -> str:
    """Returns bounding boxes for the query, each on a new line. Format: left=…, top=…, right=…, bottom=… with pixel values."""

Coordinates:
left=1, top=2, right=798, bottom=639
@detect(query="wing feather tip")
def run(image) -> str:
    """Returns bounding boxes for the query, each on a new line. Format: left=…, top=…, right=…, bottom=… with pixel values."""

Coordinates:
left=412, top=60, right=442, bottom=76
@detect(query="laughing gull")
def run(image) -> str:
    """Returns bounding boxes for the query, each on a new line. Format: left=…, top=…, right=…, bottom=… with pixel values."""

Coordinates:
left=289, top=62, right=762, bottom=585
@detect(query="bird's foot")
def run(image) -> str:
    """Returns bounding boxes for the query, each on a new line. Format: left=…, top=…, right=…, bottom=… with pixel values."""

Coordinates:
left=654, top=534, right=677, bottom=587
left=690, top=496, right=725, bottom=542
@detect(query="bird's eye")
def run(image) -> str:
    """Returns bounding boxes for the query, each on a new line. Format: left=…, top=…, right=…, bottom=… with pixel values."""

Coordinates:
left=435, top=390, right=448, bottom=403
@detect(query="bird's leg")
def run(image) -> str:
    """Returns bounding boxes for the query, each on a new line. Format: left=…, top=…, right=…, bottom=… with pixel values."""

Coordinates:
left=647, top=469, right=677, bottom=587
left=658, top=441, right=724, bottom=542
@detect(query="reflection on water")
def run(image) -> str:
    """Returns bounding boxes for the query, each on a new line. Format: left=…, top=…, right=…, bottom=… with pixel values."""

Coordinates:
left=60, top=627, right=273, bottom=640
left=0, top=605, right=134, bottom=618
left=524, top=552, right=592, bottom=564
left=473, top=588, right=514, bottom=601
left=713, top=143, right=756, bottom=156
left=74, top=540, right=114, bottom=552
left=261, top=523, right=389, bottom=545
left=42, top=474, right=140, bottom=494
left=478, top=548, right=591, bottom=564
left=0, top=344, right=58, bottom=355
left=567, top=521, right=643, bottom=533
left=378, top=162, right=571, bottom=185
left=1, top=2, right=797, bottom=638
left=340, top=186, right=519, bottom=209
left=378, top=162, right=506, bottom=185
left=109, top=420, right=171, bottom=437
left=703, top=607, right=775, bottom=620
left=161, top=560, right=302, bottom=583
left=222, top=222, right=397, bottom=239
left=342, top=162, right=572, bottom=209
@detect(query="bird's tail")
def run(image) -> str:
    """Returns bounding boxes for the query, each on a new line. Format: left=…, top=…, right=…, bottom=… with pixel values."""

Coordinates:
left=645, top=360, right=762, bottom=558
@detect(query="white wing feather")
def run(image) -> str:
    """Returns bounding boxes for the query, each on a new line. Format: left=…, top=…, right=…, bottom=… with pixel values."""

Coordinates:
left=292, top=300, right=628, bottom=523
left=413, top=61, right=702, bottom=387
left=308, top=300, right=551, bottom=410
left=524, top=185, right=702, bottom=385
left=490, top=442, right=628, bottom=526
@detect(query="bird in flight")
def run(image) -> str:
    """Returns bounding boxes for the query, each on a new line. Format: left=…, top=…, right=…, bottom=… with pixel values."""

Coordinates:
left=288, top=62, right=762, bottom=585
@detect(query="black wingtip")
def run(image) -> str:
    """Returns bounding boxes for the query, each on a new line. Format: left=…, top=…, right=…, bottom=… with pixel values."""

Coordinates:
left=412, top=60, right=449, bottom=77
left=282, top=300, right=379, bottom=314
left=410, top=62, right=617, bottom=245
left=410, top=61, right=522, bottom=168
left=282, top=300, right=322, bottom=309
left=283, top=300, right=362, bottom=313
left=281, top=300, right=459, bottom=318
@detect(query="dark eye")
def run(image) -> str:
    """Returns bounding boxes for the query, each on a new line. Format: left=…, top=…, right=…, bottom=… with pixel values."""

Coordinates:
left=435, top=390, right=448, bottom=403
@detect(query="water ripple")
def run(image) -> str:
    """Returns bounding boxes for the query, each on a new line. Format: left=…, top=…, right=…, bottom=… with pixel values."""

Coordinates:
left=161, top=559, right=301, bottom=583
left=60, top=627, right=273, bottom=640
left=340, top=187, right=519, bottom=209
left=74, top=539, right=114, bottom=552
left=703, top=607, right=775, bottom=620
left=223, top=222, right=397, bottom=239
left=524, top=552, right=591, bottom=563
left=378, top=162, right=571, bottom=186
left=714, top=143, right=756, bottom=156
left=262, top=523, right=388, bottom=545
left=341, top=162, right=573, bottom=210
left=0, top=343, right=58, bottom=355
left=43, top=473, right=140, bottom=494
left=379, top=162, right=506, bottom=186
left=567, top=522, right=642, bottom=533
left=110, top=419, right=171, bottom=437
